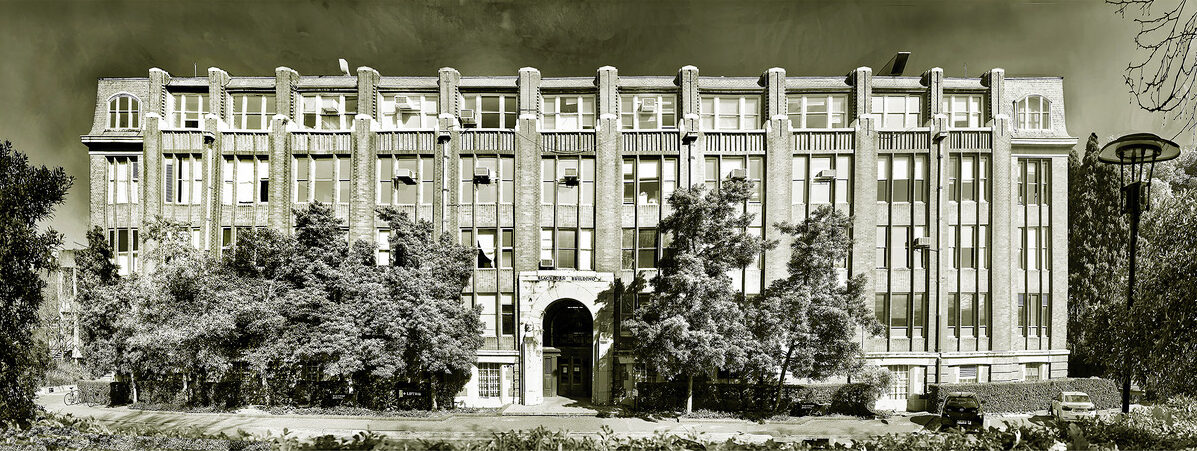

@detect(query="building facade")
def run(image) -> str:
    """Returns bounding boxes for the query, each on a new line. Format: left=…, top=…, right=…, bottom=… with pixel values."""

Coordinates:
left=82, top=65, right=1074, bottom=411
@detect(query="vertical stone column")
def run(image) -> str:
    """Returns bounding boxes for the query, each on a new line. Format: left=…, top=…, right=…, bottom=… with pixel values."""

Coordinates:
left=350, top=68, right=378, bottom=244
left=270, top=67, right=298, bottom=233
left=594, top=66, right=621, bottom=273
left=144, top=68, right=170, bottom=223
left=208, top=67, right=231, bottom=125
left=357, top=67, right=380, bottom=119
left=204, top=113, right=223, bottom=260
left=677, top=66, right=700, bottom=188
left=850, top=66, right=877, bottom=328
left=1049, top=155, right=1068, bottom=376
left=148, top=68, right=170, bottom=118
left=925, top=68, right=944, bottom=120
left=515, top=67, right=542, bottom=272
left=437, top=67, right=461, bottom=239
left=762, top=68, right=791, bottom=284
left=89, top=154, right=108, bottom=229
left=924, top=67, right=946, bottom=358
left=984, top=69, right=1016, bottom=358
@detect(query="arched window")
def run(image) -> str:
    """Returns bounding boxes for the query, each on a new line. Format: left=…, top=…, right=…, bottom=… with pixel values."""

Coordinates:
left=107, top=94, right=140, bottom=130
left=1014, top=95, right=1050, bottom=130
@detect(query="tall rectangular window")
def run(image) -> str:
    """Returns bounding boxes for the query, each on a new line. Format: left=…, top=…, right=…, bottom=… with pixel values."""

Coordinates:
left=461, top=155, right=516, bottom=205
left=948, top=155, right=959, bottom=202
left=947, top=293, right=958, bottom=329
left=169, top=93, right=207, bottom=129
left=164, top=154, right=202, bottom=205
left=978, top=293, right=989, bottom=335
left=960, top=293, right=976, bottom=334
left=1019, top=159, right=1051, bottom=205
left=478, top=364, right=501, bottom=398
left=870, top=94, right=921, bottom=129
left=942, top=94, right=983, bottom=128
left=461, top=94, right=517, bottom=129
left=787, top=94, right=847, bottom=129
left=106, top=156, right=139, bottom=205
left=376, top=229, right=390, bottom=266
left=876, top=155, right=890, bottom=202
left=892, top=155, right=911, bottom=203
left=960, top=225, right=975, bottom=269
left=1018, top=294, right=1027, bottom=332
left=501, top=294, right=515, bottom=336
left=294, top=155, right=349, bottom=204
left=978, top=225, right=989, bottom=269
left=891, top=226, right=908, bottom=269
left=704, top=155, right=764, bottom=202
left=378, top=93, right=438, bottom=129
left=301, top=94, right=357, bottom=130
left=875, top=294, right=887, bottom=325
left=543, top=95, right=595, bottom=130
left=620, top=94, right=676, bottom=129
left=543, top=156, right=596, bottom=206
left=540, top=228, right=593, bottom=269
left=891, top=293, right=909, bottom=328
left=623, top=156, right=677, bottom=205
left=913, top=225, right=927, bottom=269
left=876, top=226, right=888, bottom=269
left=231, top=94, right=275, bottom=131
left=223, top=156, right=269, bottom=205
left=961, top=156, right=976, bottom=201
left=107, top=228, right=139, bottom=276
left=913, top=293, right=926, bottom=330
left=700, top=95, right=761, bottom=131
left=979, top=156, right=990, bottom=202
left=792, top=156, right=807, bottom=204
left=913, top=155, right=927, bottom=202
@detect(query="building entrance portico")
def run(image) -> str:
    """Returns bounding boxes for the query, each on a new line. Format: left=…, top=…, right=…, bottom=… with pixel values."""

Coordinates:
left=519, top=271, right=615, bottom=406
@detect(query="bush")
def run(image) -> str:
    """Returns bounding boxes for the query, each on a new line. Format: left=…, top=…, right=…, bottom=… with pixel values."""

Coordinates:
left=635, top=381, right=847, bottom=415
left=1062, top=396, right=1197, bottom=450
left=927, top=377, right=1119, bottom=413
left=41, top=360, right=85, bottom=387
left=77, top=380, right=129, bottom=406
left=829, top=383, right=878, bottom=417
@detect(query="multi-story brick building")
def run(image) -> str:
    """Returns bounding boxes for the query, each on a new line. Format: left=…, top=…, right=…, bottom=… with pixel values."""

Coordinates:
left=82, top=65, right=1073, bottom=411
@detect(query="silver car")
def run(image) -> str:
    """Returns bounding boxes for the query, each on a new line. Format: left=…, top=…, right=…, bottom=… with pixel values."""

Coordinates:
left=1052, top=391, right=1096, bottom=422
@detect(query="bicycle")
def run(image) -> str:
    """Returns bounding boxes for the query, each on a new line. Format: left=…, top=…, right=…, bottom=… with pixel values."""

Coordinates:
left=63, top=386, right=81, bottom=406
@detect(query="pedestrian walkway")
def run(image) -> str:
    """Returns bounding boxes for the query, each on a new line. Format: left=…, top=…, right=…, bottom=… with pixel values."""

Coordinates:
left=501, top=396, right=598, bottom=416
left=37, top=392, right=922, bottom=443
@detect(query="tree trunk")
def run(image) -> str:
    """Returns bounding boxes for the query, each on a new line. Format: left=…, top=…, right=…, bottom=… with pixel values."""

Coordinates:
left=686, top=375, right=694, bottom=414
left=261, top=372, right=271, bottom=406
left=429, top=374, right=438, bottom=411
left=183, top=373, right=190, bottom=404
left=131, top=373, right=139, bottom=404
left=773, top=343, right=796, bottom=412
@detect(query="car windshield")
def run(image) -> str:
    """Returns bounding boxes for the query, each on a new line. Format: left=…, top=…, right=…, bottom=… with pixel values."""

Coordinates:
left=946, top=397, right=980, bottom=409
left=1063, top=394, right=1091, bottom=403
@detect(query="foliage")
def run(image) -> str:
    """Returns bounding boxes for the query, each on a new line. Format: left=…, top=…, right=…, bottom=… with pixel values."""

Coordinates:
left=76, top=380, right=129, bottom=406
left=1064, top=396, right=1197, bottom=450
left=1110, top=0, right=1197, bottom=137
left=0, top=411, right=269, bottom=450
left=927, top=377, right=1120, bottom=413
left=628, top=180, right=772, bottom=412
left=0, top=140, right=72, bottom=426
left=1068, top=133, right=1131, bottom=378
left=40, top=360, right=84, bottom=387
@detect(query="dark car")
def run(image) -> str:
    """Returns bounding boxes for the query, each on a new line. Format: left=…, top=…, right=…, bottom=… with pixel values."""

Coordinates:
left=941, top=392, right=985, bottom=430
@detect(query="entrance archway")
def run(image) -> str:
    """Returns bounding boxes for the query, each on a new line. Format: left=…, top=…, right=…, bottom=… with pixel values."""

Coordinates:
left=542, top=299, right=593, bottom=399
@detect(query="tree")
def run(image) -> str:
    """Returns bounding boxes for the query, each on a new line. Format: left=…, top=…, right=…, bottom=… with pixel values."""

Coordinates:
left=750, top=206, right=879, bottom=411
left=1068, top=133, right=1131, bottom=377
left=0, top=140, right=72, bottom=426
left=378, top=208, right=480, bottom=409
left=1110, top=0, right=1197, bottom=137
left=627, top=180, right=771, bottom=413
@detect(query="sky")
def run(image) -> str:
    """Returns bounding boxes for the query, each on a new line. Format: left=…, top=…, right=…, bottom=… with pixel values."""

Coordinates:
left=0, top=0, right=1189, bottom=246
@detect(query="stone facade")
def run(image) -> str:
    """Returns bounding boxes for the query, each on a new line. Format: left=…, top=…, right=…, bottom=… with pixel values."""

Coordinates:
left=82, top=65, right=1075, bottom=411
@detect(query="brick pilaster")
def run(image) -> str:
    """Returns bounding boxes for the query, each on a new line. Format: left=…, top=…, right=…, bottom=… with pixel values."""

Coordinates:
left=850, top=66, right=877, bottom=322
left=208, top=67, right=231, bottom=125
left=677, top=66, right=700, bottom=187
left=269, top=67, right=298, bottom=232
left=762, top=67, right=791, bottom=285
left=595, top=66, right=621, bottom=273
left=357, top=67, right=380, bottom=119
left=437, top=67, right=461, bottom=239
left=515, top=67, right=542, bottom=272
left=985, top=68, right=1015, bottom=354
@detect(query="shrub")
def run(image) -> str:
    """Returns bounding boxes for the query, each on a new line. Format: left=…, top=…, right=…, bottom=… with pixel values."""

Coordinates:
left=77, top=380, right=129, bottom=406
left=829, top=383, right=878, bottom=417
left=927, top=377, right=1119, bottom=413
left=635, top=381, right=846, bottom=415
left=41, top=361, right=85, bottom=387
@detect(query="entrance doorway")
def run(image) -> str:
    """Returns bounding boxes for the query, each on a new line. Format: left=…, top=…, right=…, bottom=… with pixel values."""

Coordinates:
left=542, top=299, right=593, bottom=399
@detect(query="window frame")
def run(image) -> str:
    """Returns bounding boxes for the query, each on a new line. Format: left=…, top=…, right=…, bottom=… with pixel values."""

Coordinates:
left=169, top=92, right=207, bottom=130
left=230, top=93, right=276, bottom=131
left=700, top=95, right=762, bottom=131
left=619, top=93, right=677, bottom=130
left=106, top=93, right=141, bottom=130
left=942, top=93, right=984, bottom=128
left=542, top=94, right=596, bottom=131
left=460, top=93, right=517, bottom=129
left=300, top=93, right=358, bottom=130
left=1015, top=95, right=1051, bottom=130
left=787, top=93, right=848, bottom=130
left=163, top=154, right=203, bottom=205
left=870, top=93, right=922, bottom=130
left=293, top=155, right=349, bottom=204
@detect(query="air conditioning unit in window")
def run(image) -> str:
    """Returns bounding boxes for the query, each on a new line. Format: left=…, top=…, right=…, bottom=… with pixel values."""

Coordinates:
left=728, top=168, right=747, bottom=180
left=539, top=258, right=555, bottom=269
left=913, top=236, right=933, bottom=249
left=393, top=169, right=417, bottom=185
left=396, top=96, right=420, bottom=111
left=460, top=109, right=477, bottom=127
left=321, top=99, right=340, bottom=114
left=473, top=167, right=492, bottom=184
left=639, top=98, right=657, bottom=112
left=815, top=169, right=837, bottom=181
left=562, top=167, right=579, bottom=186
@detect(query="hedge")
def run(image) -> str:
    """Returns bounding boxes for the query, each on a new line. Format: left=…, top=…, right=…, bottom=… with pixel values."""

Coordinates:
left=77, top=380, right=130, bottom=406
left=636, top=381, right=870, bottom=415
left=927, top=377, right=1119, bottom=413
left=130, top=375, right=450, bottom=411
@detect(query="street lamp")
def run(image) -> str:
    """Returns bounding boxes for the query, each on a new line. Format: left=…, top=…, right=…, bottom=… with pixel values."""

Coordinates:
left=1098, top=132, right=1180, bottom=414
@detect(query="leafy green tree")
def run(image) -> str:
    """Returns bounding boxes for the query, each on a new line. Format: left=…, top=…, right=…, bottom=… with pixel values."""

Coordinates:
left=0, top=140, right=72, bottom=426
left=627, top=180, right=771, bottom=413
left=378, top=208, right=480, bottom=409
left=1068, top=133, right=1130, bottom=377
left=750, top=206, right=878, bottom=411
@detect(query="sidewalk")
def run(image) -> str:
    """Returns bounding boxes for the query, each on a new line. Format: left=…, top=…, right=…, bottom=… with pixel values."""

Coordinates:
left=37, top=392, right=923, bottom=443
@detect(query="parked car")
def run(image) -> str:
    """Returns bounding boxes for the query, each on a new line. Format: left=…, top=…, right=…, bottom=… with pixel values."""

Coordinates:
left=941, top=392, right=985, bottom=430
left=1052, top=391, right=1096, bottom=422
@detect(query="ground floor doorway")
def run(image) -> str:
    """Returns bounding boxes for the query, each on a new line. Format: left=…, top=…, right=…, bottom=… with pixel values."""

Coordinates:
left=542, top=298, right=593, bottom=399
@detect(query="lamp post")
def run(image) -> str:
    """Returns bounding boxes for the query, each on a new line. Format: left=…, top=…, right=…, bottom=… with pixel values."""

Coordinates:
left=1097, top=132, right=1180, bottom=414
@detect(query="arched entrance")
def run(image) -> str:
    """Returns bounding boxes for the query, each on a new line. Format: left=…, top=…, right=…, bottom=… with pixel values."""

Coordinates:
left=542, top=299, right=593, bottom=399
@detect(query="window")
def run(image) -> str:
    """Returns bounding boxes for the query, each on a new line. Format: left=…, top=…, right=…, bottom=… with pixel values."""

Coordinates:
left=892, top=155, right=911, bottom=203
left=461, top=228, right=513, bottom=269
left=874, top=294, right=886, bottom=324
left=376, top=229, right=390, bottom=266
left=170, top=93, right=207, bottom=129
left=788, top=94, right=847, bottom=129
left=960, top=293, right=975, bottom=334
left=887, top=366, right=910, bottom=400
left=700, top=95, right=761, bottom=130
left=164, top=154, right=202, bottom=205
left=791, top=156, right=806, bottom=204
left=378, top=155, right=434, bottom=205
left=891, top=293, right=909, bottom=328
left=1015, top=95, right=1051, bottom=130
left=620, top=94, right=676, bottom=129
left=540, top=228, right=593, bottom=270
left=799, top=156, right=851, bottom=205
left=961, top=156, right=976, bottom=201
left=378, top=93, right=438, bottom=129
left=623, top=156, right=677, bottom=205
left=876, top=156, right=889, bottom=202
left=704, top=155, right=764, bottom=202
left=979, top=156, right=990, bottom=202
left=913, top=155, right=927, bottom=202
left=959, top=225, right=975, bottom=269
left=880, top=154, right=918, bottom=203
left=978, top=226, right=989, bottom=269
left=623, top=228, right=660, bottom=270
left=300, top=94, right=357, bottom=130
left=460, top=156, right=515, bottom=205
left=892, top=226, right=909, bottom=269
left=461, top=94, right=516, bottom=129
left=222, top=156, right=269, bottom=205
left=501, top=294, right=515, bottom=336
left=1019, top=159, right=1051, bottom=205
left=107, top=94, right=140, bottom=130
left=293, top=155, right=349, bottom=204
left=958, top=365, right=978, bottom=383
left=876, top=226, right=888, bottom=269
left=543, top=95, right=595, bottom=130
left=979, top=293, right=989, bottom=335
left=942, top=94, right=983, bottom=128
left=913, top=293, right=926, bottom=331
left=947, top=155, right=959, bottom=202
left=1022, top=227, right=1039, bottom=270
left=542, top=156, right=596, bottom=206
left=231, top=94, right=275, bottom=131
left=870, top=94, right=921, bottom=129
left=478, top=363, right=501, bottom=398
left=106, top=156, right=139, bottom=205
left=107, top=228, right=139, bottom=276
left=1019, top=294, right=1050, bottom=336
left=221, top=226, right=254, bottom=254
left=947, top=293, right=958, bottom=329
left=1018, top=294, right=1027, bottom=332
left=475, top=293, right=497, bottom=335
left=913, top=225, right=928, bottom=269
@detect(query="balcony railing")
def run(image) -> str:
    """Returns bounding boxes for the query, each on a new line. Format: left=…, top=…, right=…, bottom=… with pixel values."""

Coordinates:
left=704, top=131, right=765, bottom=152
left=949, top=130, right=992, bottom=151
left=540, top=131, right=595, bottom=153
left=877, top=130, right=930, bottom=151
left=621, top=130, right=680, bottom=153
left=220, top=132, right=269, bottom=153
left=291, top=131, right=352, bottom=153
left=161, top=131, right=205, bottom=151
left=793, top=130, right=855, bottom=152
left=377, top=130, right=437, bottom=152
left=460, top=130, right=515, bottom=151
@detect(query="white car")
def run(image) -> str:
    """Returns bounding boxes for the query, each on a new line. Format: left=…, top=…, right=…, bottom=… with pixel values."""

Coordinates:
left=1052, top=391, right=1097, bottom=422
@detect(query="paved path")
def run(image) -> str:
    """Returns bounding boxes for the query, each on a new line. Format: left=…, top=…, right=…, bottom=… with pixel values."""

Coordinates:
left=37, top=393, right=924, bottom=444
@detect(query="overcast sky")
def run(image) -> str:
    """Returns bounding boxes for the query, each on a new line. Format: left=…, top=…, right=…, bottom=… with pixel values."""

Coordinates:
left=0, top=0, right=1188, bottom=245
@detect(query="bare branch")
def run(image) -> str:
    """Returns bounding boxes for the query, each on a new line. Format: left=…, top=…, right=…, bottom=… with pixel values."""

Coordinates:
left=1111, top=0, right=1197, bottom=135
